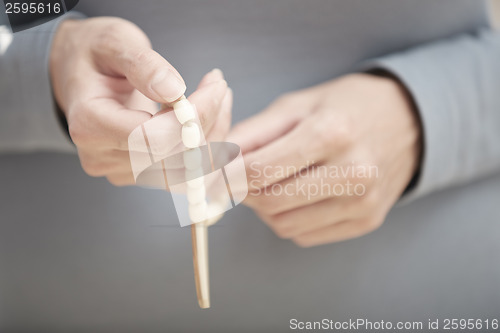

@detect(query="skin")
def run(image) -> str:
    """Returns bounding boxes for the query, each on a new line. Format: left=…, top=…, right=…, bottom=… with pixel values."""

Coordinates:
left=227, top=74, right=422, bottom=247
left=50, top=17, right=232, bottom=186
left=51, top=18, right=422, bottom=247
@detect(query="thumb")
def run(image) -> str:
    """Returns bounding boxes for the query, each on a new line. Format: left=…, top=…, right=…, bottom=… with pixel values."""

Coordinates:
left=92, top=21, right=186, bottom=103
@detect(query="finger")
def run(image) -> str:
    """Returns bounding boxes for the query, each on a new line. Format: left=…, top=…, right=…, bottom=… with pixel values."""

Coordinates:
left=206, top=88, right=233, bottom=142
left=77, top=149, right=132, bottom=177
left=132, top=161, right=187, bottom=190
left=155, top=70, right=226, bottom=139
left=242, top=116, right=332, bottom=190
left=245, top=156, right=373, bottom=214
left=92, top=26, right=186, bottom=103
left=125, top=88, right=160, bottom=114
left=242, top=109, right=352, bottom=190
left=68, top=97, right=152, bottom=151
left=106, top=172, right=136, bottom=187
left=187, top=79, right=228, bottom=136
left=133, top=79, right=229, bottom=171
left=245, top=168, right=337, bottom=215
left=133, top=109, right=183, bottom=158
left=197, top=68, right=225, bottom=89
left=226, top=96, right=308, bottom=153
left=246, top=156, right=377, bottom=215
left=256, top=197, right=360, bottom=239
left=291, top=217, right=383, bottom=247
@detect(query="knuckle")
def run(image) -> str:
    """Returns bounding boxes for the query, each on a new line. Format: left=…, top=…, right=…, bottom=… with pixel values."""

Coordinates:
left=106, top=176, right=126, bottom=187
left=271, top=224, right=293, bottom=239
left=308, top=112, right=354, bottom=154
left=67, top=106, right=84, bottom=146
left=67, top=103, right=98, bottom=147
left=80, top=159, right=104, bottom=177
left=133, top=48, right=155, bottom=65
left=347, top=164, right=375, bottom=188
left=68, top=122, right=84, bottom=147
left=198, top=96, right=222, bottom=128
left=358, top=187, right=380, bottom=210
left=258, top=212, right=293, bottom=238
left=198, top=108, right=209, bottom=128
left=326, top=114, right=354, bottom=149
left=353, top=185, right=382, bottom=212
left=362, top=216, right=385, bottom=232
left=273, top=93, right=294, bottom=106
left=268, top=93, right=298, bottom=112
left=248, top=193, right=270, bottom=210
left=128, top=48, right=156, bottom=79
left=146, top=130, right=174, bottom=156
left=268, top=219, right=294, bottom=239
left=94, top=28, right=119, bottom=51
left=94, top=18, right=150, bottom=51
left=292, top=237, right=311, bottom=248
left=258, top=197, right=281, bottom=216
left=68, top=123, right=90, bottom=148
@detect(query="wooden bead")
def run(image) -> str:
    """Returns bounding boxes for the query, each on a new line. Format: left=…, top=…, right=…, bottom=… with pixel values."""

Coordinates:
left=173, top=98, right=196, bottom=124
left=187, top=184, right=206, bottom=204
left=183, top=148, right=202, bottom=170
left=182, top=121, right=201, bottom=148
left=185, top=167, right=204, bottom=183
left=187, top=177, right=204, bottom=188
left=186, top=167, right=205, bottom=188
left=189, top=200, right=208, bottom=223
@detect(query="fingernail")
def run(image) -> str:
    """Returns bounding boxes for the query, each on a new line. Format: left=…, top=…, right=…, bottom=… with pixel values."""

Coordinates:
left=211, top=68, right=224, bottom=79
left=202, top=68, right=224, bottom=85
left=151, top=69, right=186, bottom=102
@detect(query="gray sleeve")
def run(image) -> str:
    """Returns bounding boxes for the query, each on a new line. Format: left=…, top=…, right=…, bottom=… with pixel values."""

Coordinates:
left=363, top=28, right=500, bottom=202
left=0, top=12, right=83, bottom=153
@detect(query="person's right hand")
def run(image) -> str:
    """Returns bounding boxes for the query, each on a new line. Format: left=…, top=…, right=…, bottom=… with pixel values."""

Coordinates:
left=50, top=17, right=232, bottom=186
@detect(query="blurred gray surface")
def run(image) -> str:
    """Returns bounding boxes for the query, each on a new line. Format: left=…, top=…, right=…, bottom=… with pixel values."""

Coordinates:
left=1, top=0, right=500, bottom=332
left=0, top=154, right=499, bottom=332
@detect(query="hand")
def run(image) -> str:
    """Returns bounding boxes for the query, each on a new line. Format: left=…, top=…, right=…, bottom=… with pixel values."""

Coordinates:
left=50, top=17, right=232, bottom=186
left=228, top=73, right=422, bottom=247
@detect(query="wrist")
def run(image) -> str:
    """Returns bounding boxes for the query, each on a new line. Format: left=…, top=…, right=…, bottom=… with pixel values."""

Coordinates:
left=367, top=70, right=423, bottom=191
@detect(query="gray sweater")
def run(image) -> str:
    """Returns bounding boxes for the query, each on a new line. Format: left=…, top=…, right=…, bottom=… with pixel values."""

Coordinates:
left=1, top=1, right=499, bottom=331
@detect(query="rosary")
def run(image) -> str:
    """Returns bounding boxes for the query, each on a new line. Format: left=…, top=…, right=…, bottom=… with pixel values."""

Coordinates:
left=130, top=93, right=247, bottom=309
left=172, top=95, right=216, bottom=309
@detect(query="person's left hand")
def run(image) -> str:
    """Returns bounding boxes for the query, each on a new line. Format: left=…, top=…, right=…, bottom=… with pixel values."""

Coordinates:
left=227, top=73, right=422, bottom=247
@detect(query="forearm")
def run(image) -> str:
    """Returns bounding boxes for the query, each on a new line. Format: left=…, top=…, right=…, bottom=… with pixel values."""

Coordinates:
left=0, top=12, right=83, bottom=153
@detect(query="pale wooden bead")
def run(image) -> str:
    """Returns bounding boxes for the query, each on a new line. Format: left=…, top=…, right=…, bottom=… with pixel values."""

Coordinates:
left=186, top=167, right=205, bottom=188
left=183, top=148, right=202, bottom=170
left=187, top=177, right=204, bottom=188
left=185, top=167, right=204, bottom=183
left=173, top=98, right=196, bottom=124
left=189, top=200, right=208, bottom=223
left=182, top=121, right=201, bottom=148
left=187, top=184, right=206, bottom=204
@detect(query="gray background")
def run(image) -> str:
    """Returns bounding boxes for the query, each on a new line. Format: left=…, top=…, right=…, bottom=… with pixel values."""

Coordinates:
left=1, top=154, right=499, bottom=332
